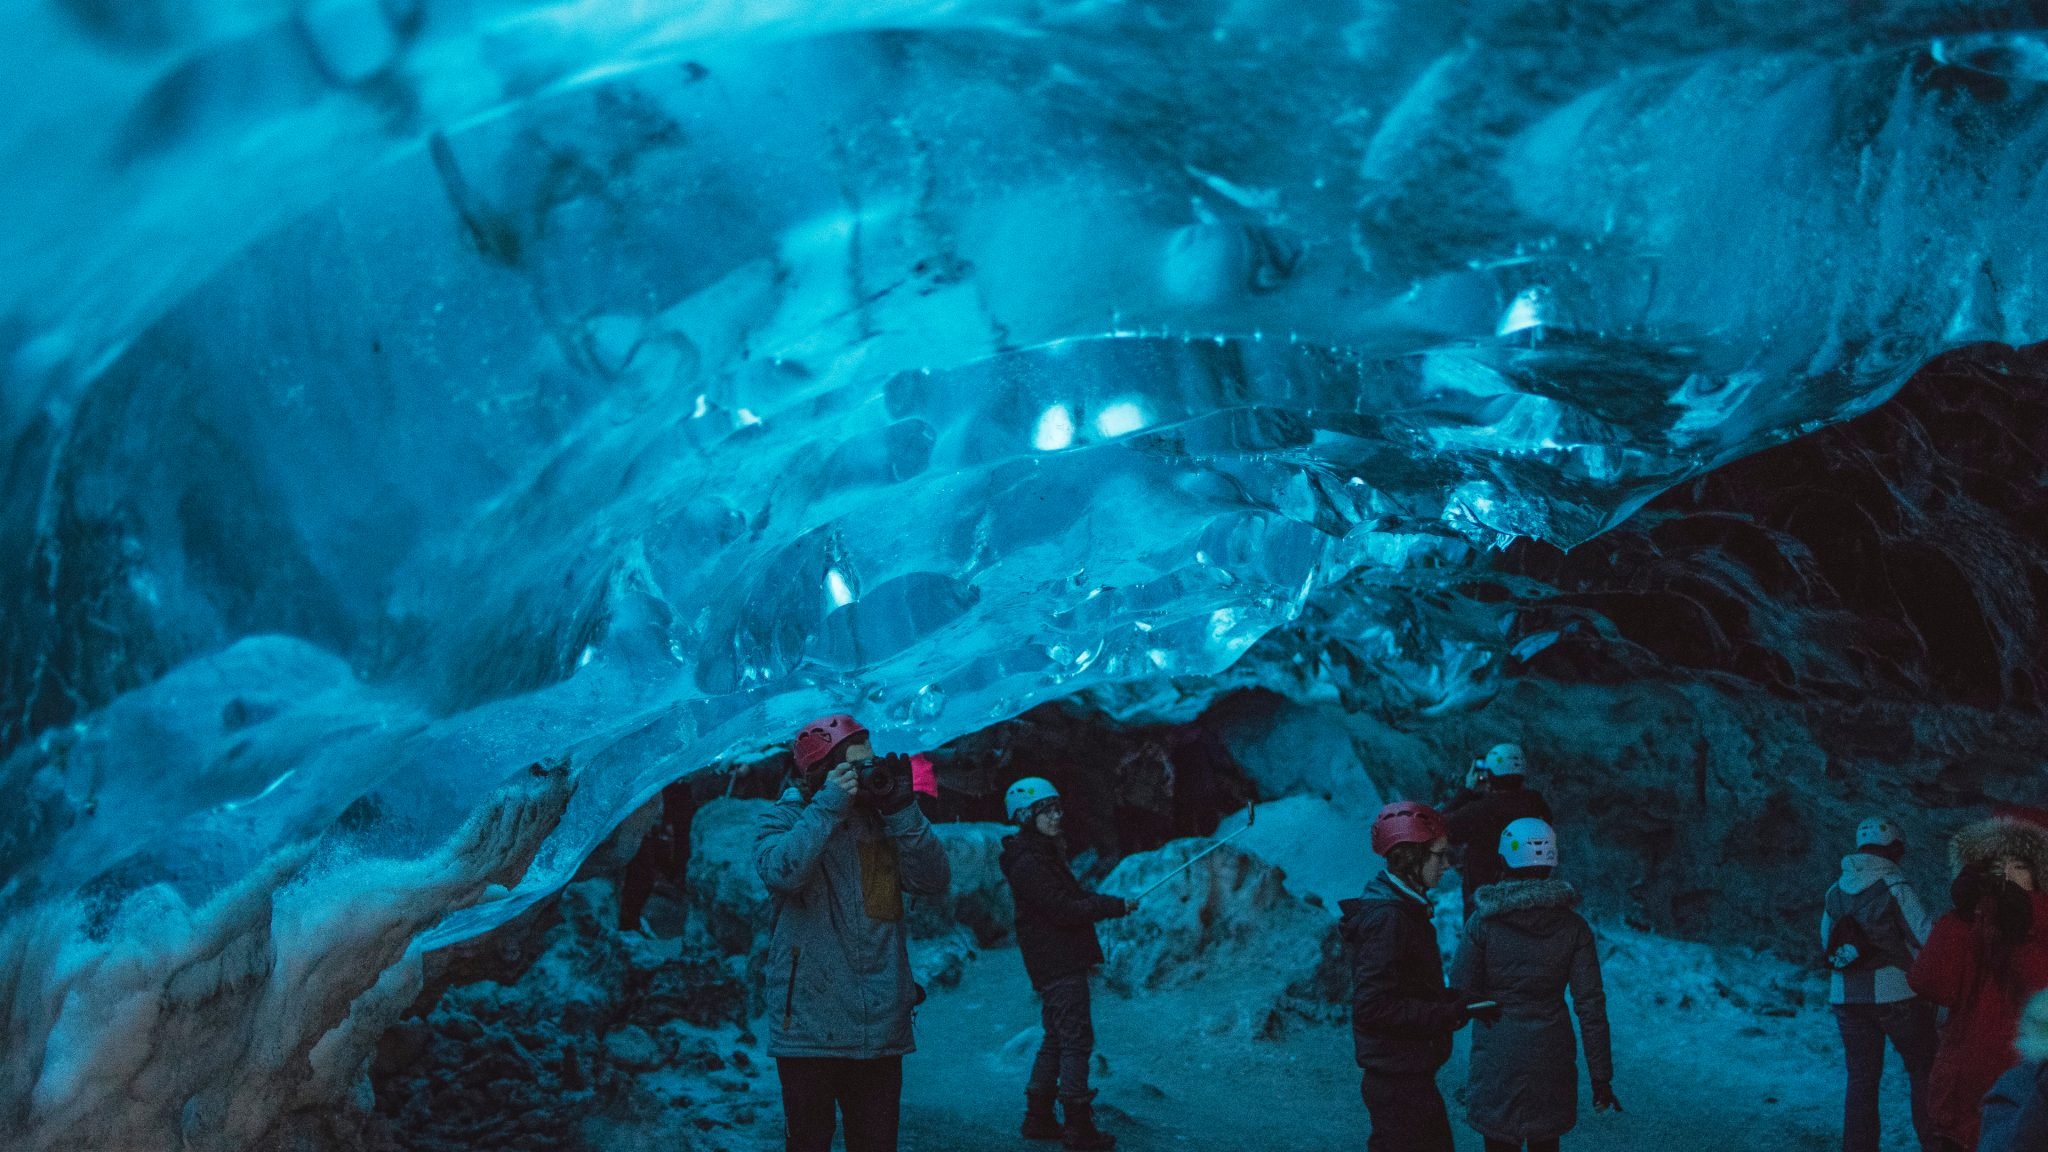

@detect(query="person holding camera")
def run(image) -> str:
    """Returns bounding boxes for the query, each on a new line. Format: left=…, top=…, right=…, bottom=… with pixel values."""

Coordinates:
left=756, top=714, right=952, bottom=1152
left=1442, top=743, right=1552, bottom=917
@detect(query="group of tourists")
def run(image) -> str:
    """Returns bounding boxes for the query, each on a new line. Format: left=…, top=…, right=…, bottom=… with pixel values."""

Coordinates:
left=1347, top=742, right=2048, bottom=1152
left=1344, top=743, right=1612, bottom=1152
left=749, top=713, right=2048, bottom=1152
left=1820, top=810, right=2048, bottom=1151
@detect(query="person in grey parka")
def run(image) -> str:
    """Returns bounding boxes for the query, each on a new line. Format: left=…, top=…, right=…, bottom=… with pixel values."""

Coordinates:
left=756, top=714, right=951, bottom=1152
left=1450, top=818, right=1620, bottom=1152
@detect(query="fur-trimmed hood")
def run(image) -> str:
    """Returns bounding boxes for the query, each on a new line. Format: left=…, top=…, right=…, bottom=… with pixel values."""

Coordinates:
left=2022, top=988, right=2048, bottom=1064
left=1471, top=878, right=1580, bottom=918
left=1949, top=816, right=2048, bottom=880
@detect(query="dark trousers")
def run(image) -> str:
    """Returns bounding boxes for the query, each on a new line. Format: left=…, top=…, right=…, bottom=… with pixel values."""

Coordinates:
left=775, top=1055, right=903, bottom=1152
left=1360, top=1070, right=1454, bottom=1152
left=1027, top=973, right=1097, bottom=1104
left=1834, top=999, right=1936, bottom=1152
left=1483, top=1140, right=1559, bottom=1152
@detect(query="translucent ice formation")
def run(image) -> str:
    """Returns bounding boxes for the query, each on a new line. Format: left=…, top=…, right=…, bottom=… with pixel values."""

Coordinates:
left=6, top=2, right=2048, bottom=1144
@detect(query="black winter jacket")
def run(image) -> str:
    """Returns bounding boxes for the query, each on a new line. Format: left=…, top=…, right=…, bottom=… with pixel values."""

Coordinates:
left=1000, top=828, right=1128, bottom=989
left=1450, top=878, right=1613, bottom=1143
left=1443, top=784, right=1552, bottom=899
left=1339, top=871, right=1467, bottom=1075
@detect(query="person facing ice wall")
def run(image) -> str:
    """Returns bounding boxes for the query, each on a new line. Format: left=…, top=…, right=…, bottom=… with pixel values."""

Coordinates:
left=1820, top=815, right=1937, bottom=1152
left=1450, top=818, right=1619, bottom=1152
left=1442, top=744, right=1553, bottom=916
left=753, top=715, right=950, bottom=1152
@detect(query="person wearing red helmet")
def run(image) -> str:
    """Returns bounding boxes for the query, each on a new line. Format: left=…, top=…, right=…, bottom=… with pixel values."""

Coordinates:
left=1340, top=800, right=1497, bottom=1152
left=756, top=714, right=952, bottom=1152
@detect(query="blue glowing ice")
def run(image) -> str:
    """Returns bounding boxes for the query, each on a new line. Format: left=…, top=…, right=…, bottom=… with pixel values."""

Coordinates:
left=6, top=3, right=2048, bottom=1142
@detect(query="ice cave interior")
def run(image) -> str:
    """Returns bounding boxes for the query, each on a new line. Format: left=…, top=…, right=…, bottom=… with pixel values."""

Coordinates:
left=6, top=2, right=2048, bottom=1149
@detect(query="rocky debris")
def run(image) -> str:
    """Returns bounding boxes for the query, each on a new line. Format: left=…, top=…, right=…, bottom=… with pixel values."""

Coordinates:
left=908, top=821, right=1014, bottom=943
left=369, top=881, right=762, bottom=1152
left=687, top=798, right=772, bottom=956
left=910, top=926, right=980, bottom=991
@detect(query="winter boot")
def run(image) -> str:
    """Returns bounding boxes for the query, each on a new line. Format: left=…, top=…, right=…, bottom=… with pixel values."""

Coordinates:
left=1021, top=1094, right=1062, bottom=1141
left=1060, top=1099, right=1116, bottom=1151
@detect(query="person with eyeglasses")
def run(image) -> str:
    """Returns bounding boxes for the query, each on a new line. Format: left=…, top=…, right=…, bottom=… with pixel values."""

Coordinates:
left=1341, top=801, right=1497, bottom=1152
left=999, top=777, right=1137, bottom=1150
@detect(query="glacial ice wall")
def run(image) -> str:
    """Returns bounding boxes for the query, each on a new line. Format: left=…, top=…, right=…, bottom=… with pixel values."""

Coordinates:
left=7, top=2, right=2048, bottom=1145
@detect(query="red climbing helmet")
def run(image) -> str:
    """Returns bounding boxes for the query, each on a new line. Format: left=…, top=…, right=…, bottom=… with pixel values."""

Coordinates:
left=1371, top=801, right=1448, bottom=856
left=793, top=714, right=869, bottom=771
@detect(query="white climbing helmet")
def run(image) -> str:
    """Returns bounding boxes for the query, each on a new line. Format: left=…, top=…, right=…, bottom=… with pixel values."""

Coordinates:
left=1856, top=817, right=1903, bottom=849
left=1477, top=743, right=1527, bottom=777
left=1499, top=817, right=1558, bottom=869
left=1005, top=777, right=1061, bottom=823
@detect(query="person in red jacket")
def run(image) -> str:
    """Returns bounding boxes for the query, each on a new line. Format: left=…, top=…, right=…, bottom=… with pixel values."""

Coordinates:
left=1906, top=815, right=2048, bottom=1151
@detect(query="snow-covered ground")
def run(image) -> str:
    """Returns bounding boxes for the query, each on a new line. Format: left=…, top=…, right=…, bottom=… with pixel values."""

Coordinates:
left=885, top=928, right=1917, bottom=1152
left=630, top=798, right=1920, bottom=1151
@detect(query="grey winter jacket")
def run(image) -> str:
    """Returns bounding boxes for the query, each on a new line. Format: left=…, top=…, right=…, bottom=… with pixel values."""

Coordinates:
left=1450, top=879, right=1613, bottom=1144
left=1821, top=852, right=1932, bottom=1005
left=755, top=784, right=951, bottom=1059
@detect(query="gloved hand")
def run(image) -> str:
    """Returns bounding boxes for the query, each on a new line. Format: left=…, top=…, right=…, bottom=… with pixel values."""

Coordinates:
left=1592, top=1080, right=1622, bottom=1113
left=868, top=754, right=918, bottom=814
left=1464, top=1000, right=1503, bottom=1026
left=1827, top=942, right=1862, bottom=970
left=1951, top=868, right=1989, bottom=922
left=1991, top=878, right=2034, bottom=941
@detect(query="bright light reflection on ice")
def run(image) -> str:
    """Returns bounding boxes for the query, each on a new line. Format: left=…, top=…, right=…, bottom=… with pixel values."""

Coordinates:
left=825, top=569, right=855, bottom=607
left=1033, top=404, right=1076, bottom=451
left=1094, top=401, right=1147, bottom=438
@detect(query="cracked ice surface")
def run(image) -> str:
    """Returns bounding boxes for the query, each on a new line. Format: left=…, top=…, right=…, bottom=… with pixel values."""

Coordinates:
left=8, top=2, right=2048, bottom=1144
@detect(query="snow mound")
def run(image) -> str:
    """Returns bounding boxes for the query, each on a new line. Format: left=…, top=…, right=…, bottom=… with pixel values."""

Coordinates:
left=687, top=799, right=773, bottom=957
left=1096, top=841, right=1337, bottom=1001
left=1211, top=794, right=1378, bottom=912
left=908, top=822, right=1015, bottom=945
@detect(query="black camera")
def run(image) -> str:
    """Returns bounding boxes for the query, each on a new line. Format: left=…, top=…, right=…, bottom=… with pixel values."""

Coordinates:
left=847, top=751, right=913, bottom=804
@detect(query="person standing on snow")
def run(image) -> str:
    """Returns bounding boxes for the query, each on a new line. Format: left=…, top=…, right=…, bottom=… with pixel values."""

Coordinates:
left=1977, top=987, right=2048, bottom=1152
left=1342, top=801, right=1497, bottom=1152
left=756, top=715, right=951, bottom=1152
left=1907, top=815, right=2048, bottom=1152
left=1450, top=818, right=1618, bottom=1152
left=1820, top=816, right=1937, bottom=1152
left=1443, top=744, right=1553, bottom=916
left=999, top=777, right=1135, bottom=1151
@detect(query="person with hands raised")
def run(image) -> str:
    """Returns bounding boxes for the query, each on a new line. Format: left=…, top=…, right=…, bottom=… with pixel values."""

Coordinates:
left=1450, top=818, right=1618, bottom=1152
left=1908, top=814, right=2048, bottom=1152
left=755, top=715, right=951, bottom=1152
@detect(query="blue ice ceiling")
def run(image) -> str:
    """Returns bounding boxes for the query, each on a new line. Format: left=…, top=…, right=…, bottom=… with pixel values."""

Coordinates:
left=7, top=0, right=2048, bottom=954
